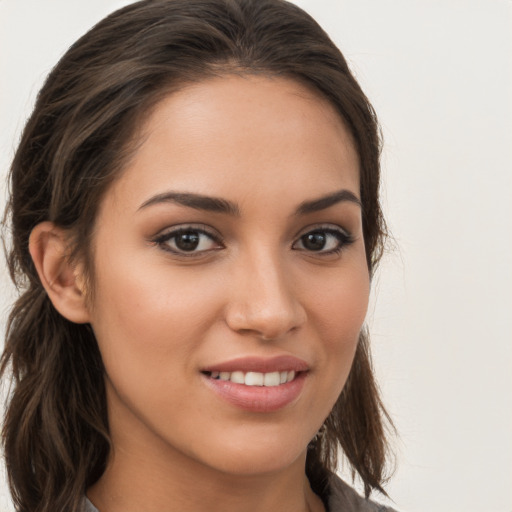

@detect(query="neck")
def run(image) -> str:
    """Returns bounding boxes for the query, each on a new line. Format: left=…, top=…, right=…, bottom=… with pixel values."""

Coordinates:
left=87, top=400, right=325, bottom=512
left=88, top=446, right=324, bottom=512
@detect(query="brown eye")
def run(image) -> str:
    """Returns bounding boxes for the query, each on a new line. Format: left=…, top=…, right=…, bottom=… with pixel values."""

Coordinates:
left=174, top=231, right=201, bottom=251
left=293, top=227, right=353, bottom=254
left=154, top=226, right=223, bottom=256
left=301, top=232, right=327, bottom=251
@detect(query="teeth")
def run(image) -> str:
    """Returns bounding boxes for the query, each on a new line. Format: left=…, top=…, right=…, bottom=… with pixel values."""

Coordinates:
left=231, top=371, right=245, bottom=384
left=263, top=372, right=280, bottom=386
left=245, top=372, right=264, bottom=386
left=211, top=370, right=297, bottom=386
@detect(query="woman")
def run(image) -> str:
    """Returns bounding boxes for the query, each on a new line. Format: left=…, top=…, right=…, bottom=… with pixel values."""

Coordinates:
left=1, top=1, right=396, bottom=511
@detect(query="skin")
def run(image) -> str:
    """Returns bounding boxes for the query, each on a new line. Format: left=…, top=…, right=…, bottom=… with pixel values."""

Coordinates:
left=31, top=75, right=369, bottom=512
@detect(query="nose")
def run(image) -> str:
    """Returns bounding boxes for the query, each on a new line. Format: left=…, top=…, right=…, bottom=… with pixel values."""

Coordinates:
left=224, top=249, right=307, bottom=340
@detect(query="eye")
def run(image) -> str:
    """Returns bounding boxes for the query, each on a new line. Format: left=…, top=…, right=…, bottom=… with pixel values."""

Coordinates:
left=292, top=226, right=354, bottom=255
left=153, top=226, right=223, bottom=256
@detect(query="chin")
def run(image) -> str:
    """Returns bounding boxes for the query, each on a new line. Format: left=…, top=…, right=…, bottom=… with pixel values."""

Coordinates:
left=211, top=450, right=306, bottom=477
left=194, top=430, right=310, bottom=476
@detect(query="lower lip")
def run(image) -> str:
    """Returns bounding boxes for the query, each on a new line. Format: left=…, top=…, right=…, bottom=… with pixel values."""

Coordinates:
left=202, top=372, right=307, bottom=413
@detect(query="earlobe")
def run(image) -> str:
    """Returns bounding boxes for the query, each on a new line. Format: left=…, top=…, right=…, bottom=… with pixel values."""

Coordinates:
left=29, top=222, right=91, bottom=324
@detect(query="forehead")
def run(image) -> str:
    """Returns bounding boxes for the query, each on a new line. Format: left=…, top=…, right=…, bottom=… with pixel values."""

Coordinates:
left=104, top=74, right=360, bottom=214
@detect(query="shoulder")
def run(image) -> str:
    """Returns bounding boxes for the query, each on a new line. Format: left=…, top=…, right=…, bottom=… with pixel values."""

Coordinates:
left=327, top=474, right=399, bottom=512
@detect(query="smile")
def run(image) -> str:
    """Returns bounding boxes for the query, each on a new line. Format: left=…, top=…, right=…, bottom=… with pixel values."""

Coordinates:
left=205, top=370, right=296, bottom=387
left=201, top=356, right=309, bottom=412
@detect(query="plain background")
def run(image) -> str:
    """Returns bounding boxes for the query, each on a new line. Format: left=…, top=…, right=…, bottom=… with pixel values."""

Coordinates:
left=1, top=1, right=511, bottom=511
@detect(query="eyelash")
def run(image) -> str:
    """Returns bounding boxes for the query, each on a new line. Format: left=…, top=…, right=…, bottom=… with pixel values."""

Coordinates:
left=153, top=225, right=224, bottom=257
left=152, top=224, right=354, bottom=258
left=292, top=226, right=355, bottom=256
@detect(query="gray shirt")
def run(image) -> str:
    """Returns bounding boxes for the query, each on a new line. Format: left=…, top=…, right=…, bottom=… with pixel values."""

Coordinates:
left=326, top=474, right=397, bottom=512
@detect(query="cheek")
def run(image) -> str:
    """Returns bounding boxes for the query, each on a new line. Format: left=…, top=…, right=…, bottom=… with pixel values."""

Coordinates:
left=88, top=248, right=222, bottom=383
left=306, top=258, right=370, bottom=398
left=311, top=260, right=370, bottom=342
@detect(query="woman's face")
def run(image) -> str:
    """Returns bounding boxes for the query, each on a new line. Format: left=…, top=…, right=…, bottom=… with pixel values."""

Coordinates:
left=87, top=75, right=369, bottom=476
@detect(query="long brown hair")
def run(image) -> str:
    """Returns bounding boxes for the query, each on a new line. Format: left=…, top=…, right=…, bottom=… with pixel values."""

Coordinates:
left=1, top=1, right=393, bottom=510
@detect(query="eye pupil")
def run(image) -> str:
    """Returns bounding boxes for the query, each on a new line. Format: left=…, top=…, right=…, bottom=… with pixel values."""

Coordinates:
left=302, top=232, right=326, bottom=251
left=175, top=232, right=200, bottom=251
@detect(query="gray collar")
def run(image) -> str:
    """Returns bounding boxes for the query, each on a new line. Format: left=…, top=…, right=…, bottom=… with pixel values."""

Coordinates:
left=82, top=497, right=99, bottom=512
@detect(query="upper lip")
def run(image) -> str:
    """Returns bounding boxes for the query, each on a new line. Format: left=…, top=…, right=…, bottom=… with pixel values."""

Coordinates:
left=201, top=355, right=310, bottom=374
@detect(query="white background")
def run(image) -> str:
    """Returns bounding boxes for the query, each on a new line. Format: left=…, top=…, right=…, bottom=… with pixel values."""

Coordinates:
left=1, top=1, right=511, bottom=511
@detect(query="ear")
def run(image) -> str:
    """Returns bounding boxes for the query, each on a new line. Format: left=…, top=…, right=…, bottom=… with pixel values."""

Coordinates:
left=29, top=222, right=91, bottom=324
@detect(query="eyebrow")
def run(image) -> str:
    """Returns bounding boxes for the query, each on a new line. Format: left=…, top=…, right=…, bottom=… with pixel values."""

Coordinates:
left=295, top=189, right=361, bottom=215
left=138, top=189, right=361, bottom=216
left=138, top=192, right=241, bottom=216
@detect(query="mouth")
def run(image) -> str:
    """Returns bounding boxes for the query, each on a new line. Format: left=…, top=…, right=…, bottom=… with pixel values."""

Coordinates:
left=200, top=356, right=309, bottom=412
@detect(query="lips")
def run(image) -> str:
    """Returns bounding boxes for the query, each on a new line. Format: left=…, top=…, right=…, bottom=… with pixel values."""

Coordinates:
left=201, top=355, right=309, bottom=412
left=202, top=355, right=309, bottom=374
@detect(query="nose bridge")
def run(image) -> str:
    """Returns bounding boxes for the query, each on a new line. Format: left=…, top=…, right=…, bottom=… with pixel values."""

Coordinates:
left=226, top=243, right=306, bottom=339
